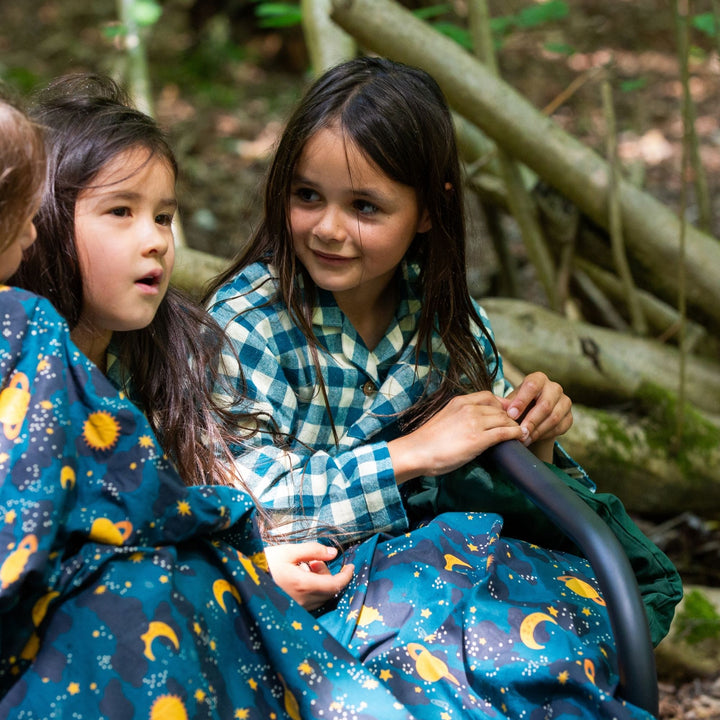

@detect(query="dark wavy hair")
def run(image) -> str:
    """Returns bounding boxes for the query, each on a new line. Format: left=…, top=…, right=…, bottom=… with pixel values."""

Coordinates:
left=205, top=56, right=499, bottom=430
left=0, top=88, right=45, bottom=261
left=10, top=73, right=253, bottom=487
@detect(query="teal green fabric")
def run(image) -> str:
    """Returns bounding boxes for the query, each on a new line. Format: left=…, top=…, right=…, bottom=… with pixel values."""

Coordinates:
left=405, top=460, right=682, bottom=647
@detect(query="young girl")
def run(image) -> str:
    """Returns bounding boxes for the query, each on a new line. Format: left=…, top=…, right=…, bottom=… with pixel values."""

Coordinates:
left=0, top=88, right=412, bottom=718
left=205, top=57, right=580, bottom=543
left=10, top=72, right=353, bottom=610
left=206, top=57, right=680, bottom=718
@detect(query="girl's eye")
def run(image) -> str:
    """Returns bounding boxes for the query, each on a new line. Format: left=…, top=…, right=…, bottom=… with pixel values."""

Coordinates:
left=110, top=207, right=130, bottom=218
left=295, top=187, right=320, bottom=203
left=156, top=213, right=174, bottom=227
left=354, top=199, right=379, bottom=215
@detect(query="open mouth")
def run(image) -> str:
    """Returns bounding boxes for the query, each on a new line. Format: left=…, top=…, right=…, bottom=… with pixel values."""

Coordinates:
left=136, top=270, right=162, bottom=288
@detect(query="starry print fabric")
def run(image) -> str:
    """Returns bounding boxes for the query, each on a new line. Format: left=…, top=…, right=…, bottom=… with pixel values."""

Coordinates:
left=0, top=286, right=415, bottom=720
left=318, top=513, right=656, bottom=719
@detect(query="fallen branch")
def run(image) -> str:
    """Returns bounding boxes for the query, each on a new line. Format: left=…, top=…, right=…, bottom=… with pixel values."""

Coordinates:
left=480, top=297, right=720, bottom=415
left=329, top=0, right=720, bottom=329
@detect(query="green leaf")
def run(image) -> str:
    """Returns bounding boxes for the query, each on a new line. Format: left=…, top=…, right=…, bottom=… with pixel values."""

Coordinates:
left=255, top=2, right=302, bottom=28
left=102, top=23, right=127, bottom=40
left=516, top=0, right=569, bottom=29
left=692, top=12, right=717, bottom=38
left=432, top=21, right=473, bottom=49
left=490, top=16, right=516, bottom=36
left=130, top=0, right=163, bottom=28
left=619, top=77, right=648, bottom=93
left=412, top=4, right=451, bottom=20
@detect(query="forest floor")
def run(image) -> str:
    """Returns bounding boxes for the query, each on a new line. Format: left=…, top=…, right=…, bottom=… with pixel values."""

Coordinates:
left=2, top=0, right=720, bottom=716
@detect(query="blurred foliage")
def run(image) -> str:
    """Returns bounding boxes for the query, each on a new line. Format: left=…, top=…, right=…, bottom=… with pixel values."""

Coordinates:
left=674, top=589, right=720, bottom=644
left=692, top=11, right=717, bottom=37
left=254, top=1, right=303, bottom=28
left=249, top=0, right=572, bottom=50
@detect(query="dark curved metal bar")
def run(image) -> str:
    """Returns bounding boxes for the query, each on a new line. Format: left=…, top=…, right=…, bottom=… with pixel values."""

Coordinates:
left=482, top=440, right=659, bottom=717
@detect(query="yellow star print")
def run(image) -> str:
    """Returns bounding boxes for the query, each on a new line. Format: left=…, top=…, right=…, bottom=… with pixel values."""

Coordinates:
left=68, top=682, right=80, bottom=695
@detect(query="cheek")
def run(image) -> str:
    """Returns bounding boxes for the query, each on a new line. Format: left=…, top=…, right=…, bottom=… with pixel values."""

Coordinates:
left=165, top=241, right=176, bottom=274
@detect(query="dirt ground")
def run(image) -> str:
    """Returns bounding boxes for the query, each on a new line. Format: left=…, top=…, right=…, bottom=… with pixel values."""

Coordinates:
left=2, top=0, right=720, bottom=715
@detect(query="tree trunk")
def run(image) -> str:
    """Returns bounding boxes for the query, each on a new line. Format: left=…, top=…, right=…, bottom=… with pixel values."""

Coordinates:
left=301, top=0, right=356, bottom=73
left=329, top=0, right=720, bottom=330
left=172, top=245, right=229, bottom=299
left=480, top=297, right=720, bottom=416
left=563, top=404, right=720, bottom=517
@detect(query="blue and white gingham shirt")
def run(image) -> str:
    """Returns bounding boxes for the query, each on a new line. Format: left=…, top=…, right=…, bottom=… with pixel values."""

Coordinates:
left=209, top=260, right=589, bottom=542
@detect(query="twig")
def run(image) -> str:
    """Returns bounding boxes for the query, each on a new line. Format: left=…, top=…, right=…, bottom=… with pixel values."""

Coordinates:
left=674, top=0, right=691, bottom=449
left=541, top=64, right=606, bottom=117
left=711, top=0, right=720, bottom=59
left=673, top=0, right=712, bottom=233
left=601, top=74, right=647, bottom=335
left=115, top=0, right=186, bottom=247
left=571, top=267, right=630, bottom=332
left=468, top=0, right=559, bottom=309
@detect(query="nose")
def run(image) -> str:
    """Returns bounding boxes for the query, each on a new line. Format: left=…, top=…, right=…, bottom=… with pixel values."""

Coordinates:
left=142, top=219, right=171, bottom=257
left=313, top=205, right=347, bottom=244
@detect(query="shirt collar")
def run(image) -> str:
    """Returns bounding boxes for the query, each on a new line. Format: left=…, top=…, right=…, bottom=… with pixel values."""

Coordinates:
left=310, top=260, right=423, bottom=329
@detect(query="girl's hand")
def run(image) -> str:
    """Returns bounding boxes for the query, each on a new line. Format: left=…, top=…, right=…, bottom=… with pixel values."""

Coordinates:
left=263, top=542, right=354, bottom=611
left=500, top=372, right=573, bottom=462
left=389, top=391, right=525, bottom=483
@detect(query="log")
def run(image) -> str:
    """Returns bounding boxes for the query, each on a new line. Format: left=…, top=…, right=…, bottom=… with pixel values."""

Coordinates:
left=574, top=258, right=720, bottom=361
left=481, top=297, right=720, bottom=416
left=562, top=404, right=720, bottom=517
left=329, top=0, right=720, bottom=330
left=655, top=586, right=720, bottom=681
left=301, top=0, right=356, bottom=73
left=171, top=245, right=230, bottom=299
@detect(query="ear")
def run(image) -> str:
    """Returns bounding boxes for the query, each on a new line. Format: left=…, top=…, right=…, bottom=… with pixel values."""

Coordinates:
left=417, top=208, right=432, bottom=234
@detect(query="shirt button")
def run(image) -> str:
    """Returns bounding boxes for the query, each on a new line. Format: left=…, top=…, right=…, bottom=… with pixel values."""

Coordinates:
left=362, top=380, right=377, bottom=396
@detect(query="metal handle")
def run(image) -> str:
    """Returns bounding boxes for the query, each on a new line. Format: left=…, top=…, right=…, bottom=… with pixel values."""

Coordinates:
left=482, top=440, right=658, bottom=717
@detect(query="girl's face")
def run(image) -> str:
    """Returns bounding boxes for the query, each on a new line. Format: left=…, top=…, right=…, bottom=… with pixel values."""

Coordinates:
left=289, top=125, right=430, bottom=319
left=0, top=213, right=37, bottom=282
left=72, top=147, right=176, bottom=362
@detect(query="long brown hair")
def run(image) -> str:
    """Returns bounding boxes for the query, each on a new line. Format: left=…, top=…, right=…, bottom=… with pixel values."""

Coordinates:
left=10, top=73, right=257, bottom=487
left=205, top=57, right=499, bottom=430
left=0, top=89, right=45, bottom=258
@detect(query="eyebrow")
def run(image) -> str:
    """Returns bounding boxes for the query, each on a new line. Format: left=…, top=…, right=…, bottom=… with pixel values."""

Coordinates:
left=93, top=189, right=178, bottom=209
left=292, top=173, right=388, bottom=205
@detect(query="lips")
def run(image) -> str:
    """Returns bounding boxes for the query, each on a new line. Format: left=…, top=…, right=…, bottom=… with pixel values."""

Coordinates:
left=135, top=268, right=163, bottom=288
left=312, top=250, right=353, bottom=263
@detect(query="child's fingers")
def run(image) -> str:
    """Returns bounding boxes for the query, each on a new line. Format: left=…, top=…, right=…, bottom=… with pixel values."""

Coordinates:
left=270, top=542, right=338, bottom=566
left=505, top=372, right=548, bottom=420
left=522, top=394, right=573, bottom=443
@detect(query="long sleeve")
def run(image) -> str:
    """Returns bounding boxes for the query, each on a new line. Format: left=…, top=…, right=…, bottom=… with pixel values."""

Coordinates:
left=210, top=266, right=410, bottom=542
